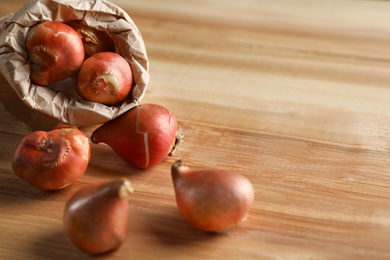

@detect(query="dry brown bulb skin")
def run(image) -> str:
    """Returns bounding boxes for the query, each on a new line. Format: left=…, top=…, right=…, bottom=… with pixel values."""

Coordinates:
left=67, top=20, right=115, bottom=58
left=171, top=159, right=254, bottom=233
left=63, top=179, right=134, bottom=255
left=26, top=21, right=85, bottom=86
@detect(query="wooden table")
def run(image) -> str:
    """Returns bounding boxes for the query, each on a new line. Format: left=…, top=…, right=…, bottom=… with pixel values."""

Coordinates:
left=1, top=0, right=390, bottom=259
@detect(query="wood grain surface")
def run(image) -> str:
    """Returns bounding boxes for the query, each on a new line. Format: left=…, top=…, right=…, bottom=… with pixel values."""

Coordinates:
left=1, top=0, right=390, bottom=259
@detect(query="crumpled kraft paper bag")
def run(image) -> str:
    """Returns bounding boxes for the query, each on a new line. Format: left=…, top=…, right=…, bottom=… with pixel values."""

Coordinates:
left=0, top=0, right=149, bottom=130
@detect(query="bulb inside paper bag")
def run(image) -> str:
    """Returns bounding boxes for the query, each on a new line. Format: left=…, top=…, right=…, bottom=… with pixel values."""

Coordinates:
left=0, top=0, right=149, bottom=130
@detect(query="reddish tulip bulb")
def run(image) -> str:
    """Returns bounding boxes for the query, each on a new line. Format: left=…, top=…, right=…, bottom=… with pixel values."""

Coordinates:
left=26, top=21, right=85, bottom=86
left=171, top=159, right=254, bottom=233
left=12, top=125, right=91, bottom=190
left=76, top=52, right=133, bottom=106
left=91, top=103, right=183, bottom=169
left=63, top=179, right=133, bottom=254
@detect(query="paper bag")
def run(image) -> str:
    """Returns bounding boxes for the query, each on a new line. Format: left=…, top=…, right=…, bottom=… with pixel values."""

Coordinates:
left=0, top=0, right=149, bottom=130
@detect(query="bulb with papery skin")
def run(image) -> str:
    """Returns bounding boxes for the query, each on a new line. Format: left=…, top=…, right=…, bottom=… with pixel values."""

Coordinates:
left=171, top=159, right=254, bottom=233
left=26, top=21, right=85, bottom=86
left=12, top=125, right=91, bottom=190
left=76, top=52, right=133, bottom=106
left=63, top=179, right=133, bottom=254
left=91, top=103, right=183, bottom=169
left=67, top=21, right=115, bottom=58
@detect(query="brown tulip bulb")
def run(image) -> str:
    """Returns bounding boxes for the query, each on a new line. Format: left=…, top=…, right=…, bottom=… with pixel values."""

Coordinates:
left=63, top=179, right=134, bottom=254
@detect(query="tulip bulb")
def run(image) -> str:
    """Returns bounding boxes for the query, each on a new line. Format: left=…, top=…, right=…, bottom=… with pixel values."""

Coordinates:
left=91, top=103, right=183, bottom=168
left=63, top=179, right=133, bottom=254
left=171, top=159, right=254, bottom=233
left=26, top=21, right=85, bottom=86
left=76, top=52, right=133, bottom=106
left=12, top=125, right=91, bottom=190
left=67, top=21, right=115, bottom=58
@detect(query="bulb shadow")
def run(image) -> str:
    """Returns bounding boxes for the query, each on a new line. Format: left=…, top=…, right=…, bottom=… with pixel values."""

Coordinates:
left=88, top=144, right=147, bottom=178
left=0, top=174, right=71, bottom=206
left=29, top=226, right=126, bottom=260
left=139, top=208, right=222, bottom=247
left=28, top=229, right=91, bottom=260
